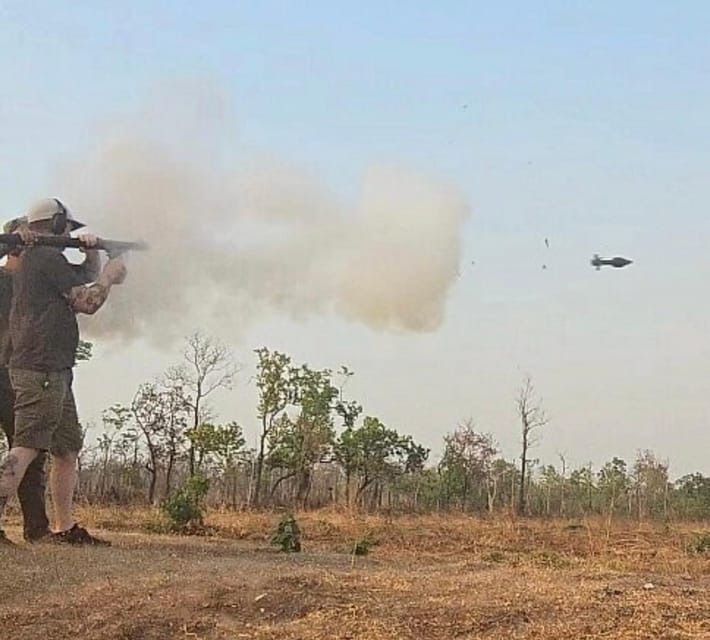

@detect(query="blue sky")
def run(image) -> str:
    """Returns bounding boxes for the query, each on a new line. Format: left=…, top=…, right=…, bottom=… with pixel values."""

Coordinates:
left=2, top=2, right=710, bottom=475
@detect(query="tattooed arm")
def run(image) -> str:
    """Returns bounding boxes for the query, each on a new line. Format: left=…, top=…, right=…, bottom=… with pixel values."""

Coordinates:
left=68, top=282, right=110, bottom=315
left=67, top=258, right=127, bottom=315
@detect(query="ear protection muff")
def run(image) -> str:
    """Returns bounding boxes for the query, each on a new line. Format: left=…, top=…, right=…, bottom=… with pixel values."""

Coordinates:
left=51, top=198, right=68, bottom=235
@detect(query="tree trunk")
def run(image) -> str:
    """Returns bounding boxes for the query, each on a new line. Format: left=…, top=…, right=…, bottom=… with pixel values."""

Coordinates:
left=345, top=468, right=352, bottom=507
left=295, top=467, right=312, bottom=509
left=189, top=390, right=201, bottom=477
left=100, top=451, right=110, bottom=499
left=663, top=483, right=669, bottom=519
left=165, top=451, right=175, bottom=498
left=147, top=463, right=158, bottom=504
left=518, top=439, right=528, bottom=516
left=587, top=467, right=593, bottom=511
left=252, top=426, right=268, bottom=507
left=462, top=474, right=469, bottom=512
left=356, top=476, right=371, bottom=507
left=269, top=471, right=296, bottom=501
left=231, top=471, right=239, bottom=509
left=559, top=457, right=567, bottom=517
left=486, top=476, right=497, bottom=514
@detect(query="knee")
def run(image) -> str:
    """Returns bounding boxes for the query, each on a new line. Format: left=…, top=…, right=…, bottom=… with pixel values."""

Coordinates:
left=51, top=451, right=78, bottom=468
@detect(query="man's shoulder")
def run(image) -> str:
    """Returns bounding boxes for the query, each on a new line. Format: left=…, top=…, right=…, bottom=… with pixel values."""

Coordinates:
left=22, top=246, right=69, bottom=268
left=15, top=246, right=77, bottom=296
left=26, top=245, right=65, bottom=258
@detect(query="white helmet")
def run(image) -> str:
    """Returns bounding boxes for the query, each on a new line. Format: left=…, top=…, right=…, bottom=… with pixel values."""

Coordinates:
left=26, top=198, right=85, bottom=233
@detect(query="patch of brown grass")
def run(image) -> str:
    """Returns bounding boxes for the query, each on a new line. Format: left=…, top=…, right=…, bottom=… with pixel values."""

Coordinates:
left=76, top=505, right=710, bottom=569
left=2, top=508, right=709, bottom=639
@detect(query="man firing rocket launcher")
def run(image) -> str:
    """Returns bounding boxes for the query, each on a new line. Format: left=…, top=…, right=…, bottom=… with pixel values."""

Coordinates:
left=0, top=197, right=134, bottom=547
left=0, top=198, right=148, bottom=259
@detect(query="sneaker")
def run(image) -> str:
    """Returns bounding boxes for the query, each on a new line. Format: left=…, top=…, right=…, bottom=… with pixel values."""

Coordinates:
left=0, top=530, right=16, bottom=547
left=51, top=524, right=111, bottom=547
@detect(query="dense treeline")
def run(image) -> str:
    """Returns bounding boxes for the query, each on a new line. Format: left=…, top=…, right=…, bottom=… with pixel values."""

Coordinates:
left=5, top=333, right=708, bottom=520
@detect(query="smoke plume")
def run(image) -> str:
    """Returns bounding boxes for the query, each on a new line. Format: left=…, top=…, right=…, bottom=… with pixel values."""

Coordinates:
left=55, top=87, right=469, bottom=347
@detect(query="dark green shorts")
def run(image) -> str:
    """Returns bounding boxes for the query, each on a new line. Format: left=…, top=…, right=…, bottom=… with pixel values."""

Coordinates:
left=9, top=368, right=83, bottom=456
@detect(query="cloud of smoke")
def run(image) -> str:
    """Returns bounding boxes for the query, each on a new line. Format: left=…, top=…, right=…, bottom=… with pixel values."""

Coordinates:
left=56, top=86, right=470, bottom=347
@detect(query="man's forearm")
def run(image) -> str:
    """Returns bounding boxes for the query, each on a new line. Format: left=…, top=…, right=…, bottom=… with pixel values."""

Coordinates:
left=77, top=250, right=101, bottom=283
left=68, top=257, right=126, bottom=314
left=67, top=275, right=112, bottom=315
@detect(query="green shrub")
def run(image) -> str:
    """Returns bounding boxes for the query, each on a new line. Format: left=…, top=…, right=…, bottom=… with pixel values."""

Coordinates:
left=161, top=474, right=210, bottom=531
left=271, top=514, right=302, bottom=553
left=689, top=531, right=710, bottom=554
left=351, top=532, right=378, bottom=556
left=482, top=550, right=506, bottom=564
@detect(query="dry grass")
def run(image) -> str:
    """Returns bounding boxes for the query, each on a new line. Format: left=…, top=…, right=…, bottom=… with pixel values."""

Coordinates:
left=1, top=507, right=709, bottom=639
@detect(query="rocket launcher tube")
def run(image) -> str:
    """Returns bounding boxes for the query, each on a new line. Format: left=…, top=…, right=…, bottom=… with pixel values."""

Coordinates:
left=0, top=234, right=148, bottom=257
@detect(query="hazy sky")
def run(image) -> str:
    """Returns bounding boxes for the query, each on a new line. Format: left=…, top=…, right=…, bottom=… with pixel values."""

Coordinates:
left=2, top=2, right=710, bottom=477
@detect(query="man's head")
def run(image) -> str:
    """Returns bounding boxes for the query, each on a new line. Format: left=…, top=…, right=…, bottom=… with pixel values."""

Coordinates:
left=4, top=216, right=27, bottom=236
left=26, top=198, right=85, bottom=236
left=1, top=215, right=28, bottom=263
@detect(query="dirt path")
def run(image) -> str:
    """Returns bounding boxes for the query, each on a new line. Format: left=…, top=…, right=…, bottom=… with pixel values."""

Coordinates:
left=1, top=526, right=709, bottom=639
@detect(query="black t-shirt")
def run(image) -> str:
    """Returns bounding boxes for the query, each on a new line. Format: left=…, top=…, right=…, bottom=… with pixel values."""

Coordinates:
left=9, top=247, right=86, bottom=372
left=0, top=269, right=12, bottom=366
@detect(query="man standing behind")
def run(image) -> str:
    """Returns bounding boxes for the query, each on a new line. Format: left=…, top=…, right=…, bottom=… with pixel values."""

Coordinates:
left=0, top=215, right=102, bottom=545
left=0, top=218, right=50, bottom=544
left=0, top=198, right=126, bottom=545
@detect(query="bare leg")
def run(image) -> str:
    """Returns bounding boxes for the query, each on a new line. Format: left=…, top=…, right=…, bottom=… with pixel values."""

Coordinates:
left=50, top=452, right=77, bottom=532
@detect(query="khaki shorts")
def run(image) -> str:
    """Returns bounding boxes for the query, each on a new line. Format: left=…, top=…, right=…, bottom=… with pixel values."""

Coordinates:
left=9, top=368, right=83, bottom=456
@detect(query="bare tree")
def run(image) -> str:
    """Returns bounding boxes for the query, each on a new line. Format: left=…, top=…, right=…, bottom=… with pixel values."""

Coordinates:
left=516, top=375, right=548, bottom=516
left=168, top=332, right=238, bottom=476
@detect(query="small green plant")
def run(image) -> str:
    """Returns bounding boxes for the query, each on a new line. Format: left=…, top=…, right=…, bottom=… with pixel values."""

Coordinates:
left=351, top=532, right=378, bottom=556
left=161, top=474, right=210, bottom=531
left=270, top=514, right=302, bottom=552
left=533, top=550, right=573, bottom=569
left=689, top=531, right=710, bottom=554
left=482, top=550, right=506, bottom=564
